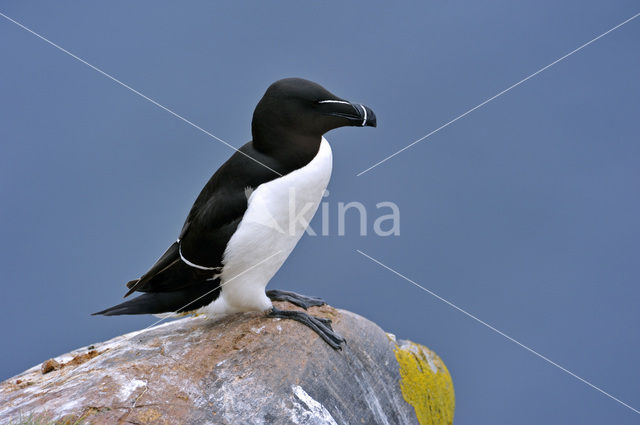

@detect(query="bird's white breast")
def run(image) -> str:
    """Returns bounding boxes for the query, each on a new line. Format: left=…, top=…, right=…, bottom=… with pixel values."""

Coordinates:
left=200, top=138, right=333, bottom=316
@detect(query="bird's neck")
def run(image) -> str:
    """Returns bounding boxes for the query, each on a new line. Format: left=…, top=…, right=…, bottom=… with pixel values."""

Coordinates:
left=252, top=125, right=322, bottom=171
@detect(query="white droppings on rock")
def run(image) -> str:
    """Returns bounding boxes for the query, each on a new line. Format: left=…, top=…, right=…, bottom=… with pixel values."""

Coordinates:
left=58, top=398, right=83, bottom=414
left=209, top=365, right=266, bottom=421
left=290, top=385, right=339, bottom=425
left=400, top=340, right=437, bottom=373
left=118, top=378, right=146, bottom=402
left=424, top=352, right=438, bottom=373
left=353, top=374, right=391, bottom=425
left=1, top=309, right=445, bottom=424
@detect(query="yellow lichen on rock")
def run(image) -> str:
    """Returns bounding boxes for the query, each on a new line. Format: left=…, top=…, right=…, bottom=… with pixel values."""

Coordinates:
left=393, top=340, right=455, bottom=425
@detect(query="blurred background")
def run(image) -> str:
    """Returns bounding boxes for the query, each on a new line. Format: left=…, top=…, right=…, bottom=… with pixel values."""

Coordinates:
left=1, top=1, right=639, bottom=423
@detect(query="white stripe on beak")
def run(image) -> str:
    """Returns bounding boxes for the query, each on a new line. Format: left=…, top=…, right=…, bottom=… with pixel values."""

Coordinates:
left=359, top=104, right=367, bottom=126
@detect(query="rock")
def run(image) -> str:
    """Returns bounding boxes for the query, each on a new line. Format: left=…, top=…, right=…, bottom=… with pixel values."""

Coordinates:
left=0, top=303, right=454, bottom=424
left=40, top=359, right=60, bottom=375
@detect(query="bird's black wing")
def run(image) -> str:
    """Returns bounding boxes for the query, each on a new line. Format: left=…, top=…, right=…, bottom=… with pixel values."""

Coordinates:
left=124, top=142, right=282, bottom=297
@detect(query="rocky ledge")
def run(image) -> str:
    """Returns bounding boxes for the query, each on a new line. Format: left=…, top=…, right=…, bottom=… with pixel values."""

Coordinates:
left=0, top=303, right=454, bottom=425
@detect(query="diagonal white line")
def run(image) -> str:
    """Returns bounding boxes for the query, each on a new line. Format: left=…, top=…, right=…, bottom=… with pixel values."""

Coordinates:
left=0, top=11, right=282, bottom=177
left=106, top=248, right=282, bottom=402
left=41, top=249, right=282, bottom=392
left=137, top=249, right=283, bottom=332
left=356, top=249, right=640, bottom=415
left=357, top=11, right=640, bottom=177
left=0, top=11, right=288, bottom=398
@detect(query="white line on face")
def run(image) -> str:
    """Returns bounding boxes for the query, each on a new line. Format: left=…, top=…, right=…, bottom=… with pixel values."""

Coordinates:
left=318, top=99, right=351, bottom=105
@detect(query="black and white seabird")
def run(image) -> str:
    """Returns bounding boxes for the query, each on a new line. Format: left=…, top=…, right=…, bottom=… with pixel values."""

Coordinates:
left=93, top=78, right=376, bottom=349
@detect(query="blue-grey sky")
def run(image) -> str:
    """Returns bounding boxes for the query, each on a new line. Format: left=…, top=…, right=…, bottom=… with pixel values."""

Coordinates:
left=1, top=1, right=639, bottom=423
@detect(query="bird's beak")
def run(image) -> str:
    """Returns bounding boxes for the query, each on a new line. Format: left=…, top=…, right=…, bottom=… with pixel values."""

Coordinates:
left=319, top=100, right=377, bottom=128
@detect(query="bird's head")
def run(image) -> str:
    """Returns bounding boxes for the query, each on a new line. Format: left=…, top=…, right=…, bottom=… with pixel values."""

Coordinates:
left=252, top=78, right=376, bottom=153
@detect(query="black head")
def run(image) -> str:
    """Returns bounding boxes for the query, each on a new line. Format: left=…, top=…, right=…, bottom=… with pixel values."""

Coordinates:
left=252, top=78, right=376, bottom=154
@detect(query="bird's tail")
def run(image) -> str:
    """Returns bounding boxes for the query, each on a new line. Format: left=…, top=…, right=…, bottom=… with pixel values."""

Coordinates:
left=92, top=285, right=220, bottom=316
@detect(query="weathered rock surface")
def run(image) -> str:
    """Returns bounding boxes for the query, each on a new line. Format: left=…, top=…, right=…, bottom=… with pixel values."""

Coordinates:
left=0, top=303, right=454, bottom=424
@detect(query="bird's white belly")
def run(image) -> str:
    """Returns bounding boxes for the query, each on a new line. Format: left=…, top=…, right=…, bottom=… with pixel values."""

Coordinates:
left=200, top=138, right=333, bottom=316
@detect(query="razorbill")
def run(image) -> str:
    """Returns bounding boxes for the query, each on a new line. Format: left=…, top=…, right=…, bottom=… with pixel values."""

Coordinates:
left=93, top=78, right=376, bottom=349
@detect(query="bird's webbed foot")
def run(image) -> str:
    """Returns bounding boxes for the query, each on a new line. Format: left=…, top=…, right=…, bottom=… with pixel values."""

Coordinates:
left=266, top=289, right=326, bottom=310
left=268, top=307, right=345, bottom=350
